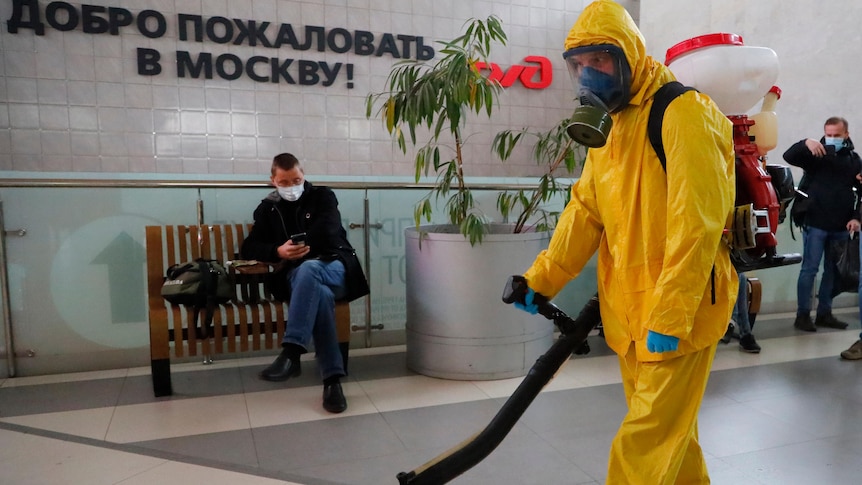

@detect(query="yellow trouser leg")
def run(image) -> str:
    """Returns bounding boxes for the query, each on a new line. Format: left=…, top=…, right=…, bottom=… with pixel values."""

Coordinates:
left=606, top=343, right=717, bottom=485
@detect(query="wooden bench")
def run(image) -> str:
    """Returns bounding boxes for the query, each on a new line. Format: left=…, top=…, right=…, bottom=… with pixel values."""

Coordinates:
left=145, top=224, right=351, bottom=397
left=747, top=276, right=762, bottom=327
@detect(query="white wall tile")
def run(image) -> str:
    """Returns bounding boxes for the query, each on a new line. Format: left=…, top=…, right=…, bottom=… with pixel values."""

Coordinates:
left=231, top=113, right=258, bottom=135
left=207, top=111, right=232, bottom=134
left=126, top=108, right=155, bottom=133
left=126, top=133, right=156, bottom=156
left=8, top=105, right=40, bottom=129
left=182, top=134, right=208, bottom=157
left=256, top=114, right=281, bottom=136
left=40, top=131, right=71, bottom=156
left=11, top=154, right=41, bottom=171
left=38, top=106, right=70, bottom=131
left=177, top=86, right=206, bottom=110
left=35, top=50, right=67, bottom=80
left=6, top=78, right=38, bottom=103
left=230, top=90, right=257, bottom=112
left=155, top=134, right=182, bottom=156
left=4, top=50, right=37, bottom=78
left=67, top=81, right=97, bottom=106
left=180, top=111, right=208, bottom=133
left=71, top=132, right=100, bottom=156
left=64, top=34, right=95, bottom=57
left=207, top=135, right=233, bottom=158
left=152, top=85, right=180, bottom=109
left=254, top=91, right=281, bottom=114
left=66, top=55, right=97, bottom=81
left=98, top=107, right=127, bottom=133
left=94, top=57, right=124, bottom=82
left=97, top=83, right=127, bottom=107
left=206, top=89, right=232, bottom=111
left=101, top=156, right=131, bottom=172
left=69, top=106, right=99, bottom=131
left=42, top=155, right=72, bottom=171
left=10, top=129, right=41, bottom=153
left=124, top=84, right=154, bottom=109
left=0, top=105, right=9, bottom=130
left=232, top=135, right=258, bottom=159
left=100, top=133, right=129, bottom=156
left=129, top=156, right=158, bottom=173
left=256, top=136, right=281, bottom=158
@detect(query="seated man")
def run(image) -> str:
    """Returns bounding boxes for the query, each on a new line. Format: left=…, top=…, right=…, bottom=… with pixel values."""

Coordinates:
left=241, top=153, right=369, bottom=414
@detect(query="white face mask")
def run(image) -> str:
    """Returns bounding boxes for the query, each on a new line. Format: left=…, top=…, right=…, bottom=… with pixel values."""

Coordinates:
left=277, top=184, right=304, bottom=202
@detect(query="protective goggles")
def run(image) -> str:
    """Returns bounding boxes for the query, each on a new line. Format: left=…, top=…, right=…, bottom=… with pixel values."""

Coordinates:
left=562, top=44, right=631, bottom=113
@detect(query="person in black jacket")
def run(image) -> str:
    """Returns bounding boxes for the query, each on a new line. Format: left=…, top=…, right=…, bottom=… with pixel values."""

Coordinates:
left=241, top=153, right=369, bottom=413
left=783, top=117, right=861, bottom=332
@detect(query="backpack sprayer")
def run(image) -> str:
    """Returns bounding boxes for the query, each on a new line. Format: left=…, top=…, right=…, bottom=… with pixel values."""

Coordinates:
left=665, top=33, right=801, bottom=271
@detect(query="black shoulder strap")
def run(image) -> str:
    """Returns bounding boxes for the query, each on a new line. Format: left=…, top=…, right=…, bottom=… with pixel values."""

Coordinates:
left=648, top=81, right=697, bottom=172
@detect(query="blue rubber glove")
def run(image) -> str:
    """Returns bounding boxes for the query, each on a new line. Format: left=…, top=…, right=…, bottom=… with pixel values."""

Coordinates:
left=647, top=330, right=679, bottom=353
left=514, top=287, right=539, bottom=315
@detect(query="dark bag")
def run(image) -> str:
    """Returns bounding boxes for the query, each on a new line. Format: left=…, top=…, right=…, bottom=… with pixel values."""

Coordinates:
left=830, top=234, right=859, bottom=297
left=161, top=259, right=233, bottom=306
left=161, top=259, right=233, bottom=339
left=788, top=173, right=811, bottom=240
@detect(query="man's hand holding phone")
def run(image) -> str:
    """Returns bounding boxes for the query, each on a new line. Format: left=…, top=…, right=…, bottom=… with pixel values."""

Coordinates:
left=278, top=232, right=310, bottom=260
left=290, top=232, right=306, bottom=246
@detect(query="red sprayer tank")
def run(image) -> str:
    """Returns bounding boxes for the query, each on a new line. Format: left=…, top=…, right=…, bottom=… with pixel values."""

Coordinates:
left=666, top=34, right=799, bottom=271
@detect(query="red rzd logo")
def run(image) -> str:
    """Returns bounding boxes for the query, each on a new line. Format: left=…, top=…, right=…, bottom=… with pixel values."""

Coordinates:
left=476, top=56, right=552, bottom=89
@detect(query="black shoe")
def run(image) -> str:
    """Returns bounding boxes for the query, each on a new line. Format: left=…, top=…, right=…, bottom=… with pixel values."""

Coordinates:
left=814, top=313, right=849, bottom=329
left=260, top=349, right=301, bottom=382
left=323, top=382, right=347, bottom=414
left=739, top=333, right=761, bottom=353
left=720, top=323, right=734, bottom=344
left=794, top=314, right=816, bottom=332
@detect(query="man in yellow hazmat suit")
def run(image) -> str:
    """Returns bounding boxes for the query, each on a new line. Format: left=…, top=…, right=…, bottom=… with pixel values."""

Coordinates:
left=514, top=1, right=737, bottom=483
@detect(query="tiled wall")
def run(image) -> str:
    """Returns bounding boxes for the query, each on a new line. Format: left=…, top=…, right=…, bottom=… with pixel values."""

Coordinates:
left=0, top=0, right=603, bottom=178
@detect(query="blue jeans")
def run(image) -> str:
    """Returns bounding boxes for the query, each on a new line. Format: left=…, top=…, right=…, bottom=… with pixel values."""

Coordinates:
left=797, top=226, right=846, bottom=315
left=283, top=259, right=347, bottom=380
left=732, top=272, right=752, bottom=337
left=857, top=235, right=862, bottom=340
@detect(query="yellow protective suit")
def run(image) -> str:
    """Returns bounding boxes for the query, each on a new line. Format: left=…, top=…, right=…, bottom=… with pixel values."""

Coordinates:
left=522, top=1, right=737, bottom=483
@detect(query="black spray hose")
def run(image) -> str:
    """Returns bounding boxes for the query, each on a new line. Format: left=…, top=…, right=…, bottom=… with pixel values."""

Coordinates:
left=396, top=276, right=601, bottom=485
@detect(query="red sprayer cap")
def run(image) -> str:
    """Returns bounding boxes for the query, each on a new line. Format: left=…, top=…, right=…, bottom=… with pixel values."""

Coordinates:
left=665, top=33, right=744, bottom=66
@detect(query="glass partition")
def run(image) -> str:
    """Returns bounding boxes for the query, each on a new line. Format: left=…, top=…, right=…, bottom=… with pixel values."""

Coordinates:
left=0, top=182, right=584, bottom=376
left=0, top=180, right=808, bottom=378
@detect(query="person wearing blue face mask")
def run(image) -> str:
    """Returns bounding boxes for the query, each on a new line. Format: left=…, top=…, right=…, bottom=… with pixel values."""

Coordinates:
left=241, top=153, right=369, bottom=413
left=783, top=117, right=862, bottom=332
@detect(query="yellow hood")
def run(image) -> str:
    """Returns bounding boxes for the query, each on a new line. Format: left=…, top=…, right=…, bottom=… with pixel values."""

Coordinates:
left=565, top=0, right=666, bottom=107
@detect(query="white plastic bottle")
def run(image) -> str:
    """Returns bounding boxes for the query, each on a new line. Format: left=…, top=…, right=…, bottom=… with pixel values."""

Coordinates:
left=749, top=85, right=781, bottom=156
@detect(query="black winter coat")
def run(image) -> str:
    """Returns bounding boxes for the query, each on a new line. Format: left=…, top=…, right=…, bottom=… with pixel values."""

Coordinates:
left=783, top=137, right=862, bottom=231
left=240, top=181, right=369, bottom=302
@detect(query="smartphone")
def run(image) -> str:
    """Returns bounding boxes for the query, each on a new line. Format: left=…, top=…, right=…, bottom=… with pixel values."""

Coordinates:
left=290, top=232, right=307, bottom=246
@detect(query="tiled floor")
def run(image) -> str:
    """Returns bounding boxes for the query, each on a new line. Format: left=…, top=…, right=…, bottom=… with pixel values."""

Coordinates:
left=2, top=310, right=861, bottom=485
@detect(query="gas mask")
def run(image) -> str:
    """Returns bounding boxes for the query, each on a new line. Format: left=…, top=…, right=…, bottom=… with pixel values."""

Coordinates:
left=563, top=44, right=632, bottom=148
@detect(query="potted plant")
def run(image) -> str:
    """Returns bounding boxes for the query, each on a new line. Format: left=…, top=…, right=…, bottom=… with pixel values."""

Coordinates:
left=365, top=16, right=582, bottom=379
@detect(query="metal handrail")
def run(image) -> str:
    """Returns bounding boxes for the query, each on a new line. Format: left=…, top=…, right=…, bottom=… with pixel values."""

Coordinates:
left=0, top=178, right=544, bottom=191
left=0, top=201, right=15, bottom=377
